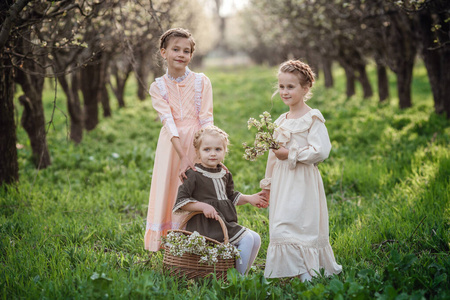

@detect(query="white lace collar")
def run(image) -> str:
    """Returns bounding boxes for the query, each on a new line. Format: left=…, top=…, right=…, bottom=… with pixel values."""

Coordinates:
left=195, top=164, right=226, bottom=179
left=166, top=67, right=191, bottom=83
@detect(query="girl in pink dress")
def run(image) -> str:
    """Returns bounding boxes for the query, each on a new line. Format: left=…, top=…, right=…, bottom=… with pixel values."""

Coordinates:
left=144, top=28, right=214, bottom=251
left=260, top=60, right=342, bottom=281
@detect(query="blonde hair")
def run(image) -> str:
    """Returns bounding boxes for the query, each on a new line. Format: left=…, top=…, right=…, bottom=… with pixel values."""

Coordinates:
left=193, top=126, right=229, bottom=152
left=274, top=60, right=316, bottom=101
left=159, top=28, right=196, bottom=53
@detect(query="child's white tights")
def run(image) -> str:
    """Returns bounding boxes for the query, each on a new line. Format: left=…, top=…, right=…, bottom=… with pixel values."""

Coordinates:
left=299, top=272, right=312, bottom=282
left=235, top=229, right=261, bottom=275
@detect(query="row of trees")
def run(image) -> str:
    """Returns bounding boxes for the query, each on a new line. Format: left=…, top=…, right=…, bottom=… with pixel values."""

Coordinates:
left=1, top=0, right=448, bottom=186
left=235, top=0, right=449, bottom=116
left=0, top=0, right=216, bottom=186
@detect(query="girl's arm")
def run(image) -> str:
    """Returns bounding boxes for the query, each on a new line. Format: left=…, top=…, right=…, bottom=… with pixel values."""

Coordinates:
left=290, top=118, right=331, bottom=166
left=150, top=82, right=194, bottom=179
left=198, top=75, right=214, bottom=128
left=172, top=170, right=218, bottom=220
left=225, top=173, right=268, bottom=208
left=171, top=137, right=196, bottom=180
left=237, top=192, right=268, bottom=208
left=182, top=202, right=219, bottom=220
left=150, top=82, right=179, bottom=139
left=260, top=149, right=277, bottom=190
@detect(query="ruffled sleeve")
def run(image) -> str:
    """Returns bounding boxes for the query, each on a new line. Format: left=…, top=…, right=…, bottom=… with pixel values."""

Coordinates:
left=149, top=79, right=179, bottom=139
left=288, top=112, right=331, bottom=166
left=197, top=74, right=214, bottom=128
left=172, top=170, right=198, bottom=214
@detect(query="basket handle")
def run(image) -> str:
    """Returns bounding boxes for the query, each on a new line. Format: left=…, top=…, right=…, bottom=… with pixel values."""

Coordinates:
left=179, top=211, right=230, bottom=244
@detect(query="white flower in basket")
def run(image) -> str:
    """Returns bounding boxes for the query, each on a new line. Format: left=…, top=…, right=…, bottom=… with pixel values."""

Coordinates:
left=162, top=212, right=240, bottom=280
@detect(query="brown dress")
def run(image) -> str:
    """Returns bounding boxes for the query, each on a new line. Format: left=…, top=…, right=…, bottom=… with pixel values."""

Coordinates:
left=173, top=164, right=248, bottom=245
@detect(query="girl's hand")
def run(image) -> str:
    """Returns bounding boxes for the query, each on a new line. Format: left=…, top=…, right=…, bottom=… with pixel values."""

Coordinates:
left=220, top=162, right=230, bottom=173
left=247, top=192, right=269, bottom=209
left=260, top=189, right=270, bottom=203
left=179, top=157, right=196, bottom=181
left=272, top=146, right=289, bottom=160
left=202, top=204, right=219, bottom=220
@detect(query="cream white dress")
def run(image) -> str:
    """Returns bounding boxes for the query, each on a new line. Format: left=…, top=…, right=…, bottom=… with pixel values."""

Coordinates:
left=261, top=109, right=342, bottom=278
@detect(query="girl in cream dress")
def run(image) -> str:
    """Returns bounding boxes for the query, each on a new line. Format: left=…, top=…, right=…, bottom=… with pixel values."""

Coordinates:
left=261, top=60, right=342, bottom=281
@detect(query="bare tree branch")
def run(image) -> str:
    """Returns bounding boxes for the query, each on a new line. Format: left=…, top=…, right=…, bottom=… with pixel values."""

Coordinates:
left=0, top=0, right=31, bottom=51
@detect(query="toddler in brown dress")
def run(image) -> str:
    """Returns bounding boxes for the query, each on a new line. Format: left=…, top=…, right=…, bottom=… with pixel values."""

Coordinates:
left=173, top=126, right=268, bottom=275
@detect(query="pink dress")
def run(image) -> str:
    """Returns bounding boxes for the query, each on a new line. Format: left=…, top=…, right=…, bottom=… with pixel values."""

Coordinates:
left=144, top=68, right=213, bottom=251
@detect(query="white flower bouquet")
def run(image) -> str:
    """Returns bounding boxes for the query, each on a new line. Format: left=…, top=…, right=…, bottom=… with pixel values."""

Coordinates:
left=242, top=111, right=280, bottom=161
left=162, top=212, right=238, bottom=280
left=162, top=230, right=240, bottom=265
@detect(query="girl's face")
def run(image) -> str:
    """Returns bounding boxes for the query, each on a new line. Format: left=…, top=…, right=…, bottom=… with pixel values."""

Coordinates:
left=278, top=72, right=309, bottom=108
left=197, top=134, right=226, bottom=169
left=160, top=37, right=193, bottom=76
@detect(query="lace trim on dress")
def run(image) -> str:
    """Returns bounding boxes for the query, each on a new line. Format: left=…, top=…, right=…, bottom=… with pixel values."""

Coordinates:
left=269, top=236, right=331, bottom=248
left=165, top=117, right=179, bottom=137
left=146, top=220, right=180, bottom=231
left=160, top=113, right=172, bottom=122
left=155, top=77, right=169, bottom=103
left=194, top=73, right=203, bottom=116
left=229, top=227, right=248, bottom=245
left=200, top=116, right=214, bottom=127
left=196, top=167, right=227, bottom=179
left=260, top=178, right=271, bottom=189
left=167, top=67, right=191, bottom=83
left=173, top=198, right=198, bottom=214
left=232, top=192, right=242, bottom=205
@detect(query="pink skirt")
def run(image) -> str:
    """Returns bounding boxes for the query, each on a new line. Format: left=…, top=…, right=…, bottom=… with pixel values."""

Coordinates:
left=144, top=119, right=200, bottom=251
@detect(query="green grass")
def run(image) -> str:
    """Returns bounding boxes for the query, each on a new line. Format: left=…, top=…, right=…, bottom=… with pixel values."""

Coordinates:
left=1, top=62, right=449, bottom=299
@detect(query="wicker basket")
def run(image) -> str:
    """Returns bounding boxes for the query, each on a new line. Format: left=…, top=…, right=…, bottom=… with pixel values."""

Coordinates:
left=163, top=211, right=235, bottom=280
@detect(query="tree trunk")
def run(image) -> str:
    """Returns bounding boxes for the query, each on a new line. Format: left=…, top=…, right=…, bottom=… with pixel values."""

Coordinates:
left=135, top=48, right=151, bottom=101
left=100, top=84, right=111, bottom=117
left=344, top=66, right=356, bottom=98
left=322, top=57, right=334, bottom=88
left=110, top=62, right=132, bottom=108
left=13, top=28, right=51, bottom=169
left=98, top=55, right=111, bottom=117
left=0, top=54, right=19, bottom=185
left=395, top=59, right=414, bottom=109
left=18, top=95, right=51, bottom=168
left=80, top=63, right=100, bottom=131
left=356, top=63, right=373, bottom=99
left=376, top=62, right=389, bottom=102
left=58, top=72, right=83, bottom=144
left=418, top=11, right=450, bottom=118
left=383, top=12, right=417, bottom=110
left=305, top=51, right=320, bottom=80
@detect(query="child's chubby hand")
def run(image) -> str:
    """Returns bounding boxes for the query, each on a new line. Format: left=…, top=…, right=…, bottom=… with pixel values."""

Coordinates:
left=249, top=192, right=269, bottom=209
left=202, top=204, right=220, bottom=220
left=272, top=146, right=289, bottom=160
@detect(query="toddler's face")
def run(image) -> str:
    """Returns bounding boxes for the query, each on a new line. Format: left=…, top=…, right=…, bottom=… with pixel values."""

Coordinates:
left=197, top=134, right=226, bottom=169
